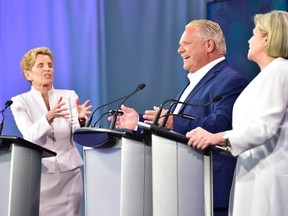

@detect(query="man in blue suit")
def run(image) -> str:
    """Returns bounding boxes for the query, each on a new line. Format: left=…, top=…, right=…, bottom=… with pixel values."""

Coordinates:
left=112, top=19, right=248, bottom=216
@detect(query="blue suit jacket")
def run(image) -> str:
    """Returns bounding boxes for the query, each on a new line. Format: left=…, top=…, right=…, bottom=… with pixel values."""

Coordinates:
left=170, top=60, right=248, bottom=209
left=139, top=60, right=248, bottom=211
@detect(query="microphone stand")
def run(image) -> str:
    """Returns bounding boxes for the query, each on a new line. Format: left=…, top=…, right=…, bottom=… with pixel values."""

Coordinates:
left=160, top=113, right=196, bottom=128
left=0, top=100, right=13, bottom=135
left=86, top=98, right=126, bottom=127
left=159, top=95, right=222, bottom=128
left=93, top=110, right=123, bottom=127
left=0, top=121, right=4, bottom=135
left=86, top=83, right=145, bottom=127
left=109, top=83, right=145, bottom=130
left=152, top=99, right=178, bottom=125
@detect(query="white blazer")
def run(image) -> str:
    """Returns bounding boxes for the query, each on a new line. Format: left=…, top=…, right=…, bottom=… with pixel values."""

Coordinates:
left=225, top=58, right=288, bottom=216
left=11, top=87, right=83, bottom=173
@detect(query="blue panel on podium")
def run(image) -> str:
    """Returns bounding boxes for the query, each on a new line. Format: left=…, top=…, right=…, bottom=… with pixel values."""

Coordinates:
left=73, top=127, right=142, bottom=148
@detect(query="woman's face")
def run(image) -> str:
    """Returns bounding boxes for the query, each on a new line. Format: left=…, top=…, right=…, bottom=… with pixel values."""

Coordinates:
left=247, top=26, right=267, bottom=63
left=24, top=54, right=54, bottom=90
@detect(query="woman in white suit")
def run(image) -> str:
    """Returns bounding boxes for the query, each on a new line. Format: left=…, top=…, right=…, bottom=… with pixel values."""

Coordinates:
left=10, top=47, right=92, bottom=216
left=186, top=10, right=288, bottom=216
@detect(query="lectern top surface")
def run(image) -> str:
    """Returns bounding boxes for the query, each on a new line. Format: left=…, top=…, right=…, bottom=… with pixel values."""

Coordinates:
left=0, top=135, right=56, bottom=158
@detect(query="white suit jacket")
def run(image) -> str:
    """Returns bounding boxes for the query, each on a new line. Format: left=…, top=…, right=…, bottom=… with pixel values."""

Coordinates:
left=225, top=58, right=288, bottom=216
left=11, top=87, right=83, bottom=173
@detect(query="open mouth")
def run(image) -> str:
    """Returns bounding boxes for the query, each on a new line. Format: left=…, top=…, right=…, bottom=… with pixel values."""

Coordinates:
left=183, top=55, right=190, bottom=60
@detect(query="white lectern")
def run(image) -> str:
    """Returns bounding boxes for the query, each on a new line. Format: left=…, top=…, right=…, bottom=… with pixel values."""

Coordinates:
left=73, top=127, right=152, bottom=216
left=138, top=122, right=214, bottom=216
left=0, top=136, right=56, bottom=216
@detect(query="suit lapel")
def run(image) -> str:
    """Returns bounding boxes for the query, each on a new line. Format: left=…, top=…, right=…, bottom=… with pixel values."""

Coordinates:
left=177, top=60, right=227, bottom=113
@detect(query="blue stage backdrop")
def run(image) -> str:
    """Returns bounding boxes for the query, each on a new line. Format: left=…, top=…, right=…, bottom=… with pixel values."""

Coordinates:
left=1, top=0, right=287, bottom=215
left=0, top=0, right=105, bottom=136
left=0, top=3, right=205, bottom=214
left=208, top=0, right=288, bottom=81
left=0, top=0, right=206, bottom=138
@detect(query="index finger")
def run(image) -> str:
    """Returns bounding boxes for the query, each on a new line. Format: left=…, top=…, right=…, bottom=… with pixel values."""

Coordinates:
left=144, top=110, right=155, bottom=115
left=82, top=99, right=91, bottom=106
left=57, top=96, right=63, bottom=104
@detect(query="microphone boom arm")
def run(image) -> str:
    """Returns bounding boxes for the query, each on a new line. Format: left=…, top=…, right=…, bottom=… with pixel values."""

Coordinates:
left=0, top=100, right=13, bottom=135
left=109, top=83, right=145, bottom=129
left=159, top=95, right=222, bottom=128
left=86, top=83, right=145, bottom=127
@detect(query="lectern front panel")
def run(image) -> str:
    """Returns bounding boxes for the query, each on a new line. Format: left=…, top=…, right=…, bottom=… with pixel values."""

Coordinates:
left=0, top=144, right=42, bottom=216
left=0, top=146, right=11, bottom=216
left=152, top=134, right=204, bottom=216
left=83, top=138, right=152, bottom=216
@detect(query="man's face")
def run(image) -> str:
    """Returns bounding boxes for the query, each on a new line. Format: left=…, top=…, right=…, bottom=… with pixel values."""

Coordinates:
left=178, top=26, right=208, bottom=73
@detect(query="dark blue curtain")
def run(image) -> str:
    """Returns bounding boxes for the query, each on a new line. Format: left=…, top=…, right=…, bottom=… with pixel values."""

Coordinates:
left=1, top=0, right=288, bottom=215
left=1, top=1, right=205, bottom=214
left=2, top=0, right=287, bottom=147
left=208, top=0, right=288, bottom=81
left=0, top=0, right=106, bottom=136
left=0, top=0, right=206, bottom=135
left=103, top=0, right=206, bottom=120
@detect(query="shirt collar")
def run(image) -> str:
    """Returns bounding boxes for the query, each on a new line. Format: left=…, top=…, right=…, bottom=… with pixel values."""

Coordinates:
left=31, top=85, right=55, bottom=96
left=187, top=57, right=225, bottom=83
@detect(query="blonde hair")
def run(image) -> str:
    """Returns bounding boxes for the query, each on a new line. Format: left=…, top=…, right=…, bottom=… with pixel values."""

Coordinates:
left=20, top=47, right=54, bottom=73
left=254, top=10, right=288, bottom=58
left=186, top=19, right=227, bottom=55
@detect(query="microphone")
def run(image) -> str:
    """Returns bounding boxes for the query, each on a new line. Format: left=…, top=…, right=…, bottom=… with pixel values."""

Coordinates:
left=85, top=83, right=145, bottom=127
left=170, top=95, right=222, bottom=112
left=160, top=113, right=196, bottom=121
left=0, top=100, right=13, bottom=135
left=160, top=95, right=222, bottom=127
left=109, top=83, right=146, bottom=129
left=152, top=99, right=178, bottom=125
left=93, top=110, right=123, bottom=127
left=153, top=95, right=222, bottom=126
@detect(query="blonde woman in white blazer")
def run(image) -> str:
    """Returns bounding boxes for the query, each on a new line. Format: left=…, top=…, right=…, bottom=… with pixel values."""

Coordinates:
left=11, top=47, right=92, bottom=216
left=186, top=10, right=288, bottom=216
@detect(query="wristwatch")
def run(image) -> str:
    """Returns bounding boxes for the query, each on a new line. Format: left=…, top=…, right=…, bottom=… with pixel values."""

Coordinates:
left=222, top=131, right=230, bottom=146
